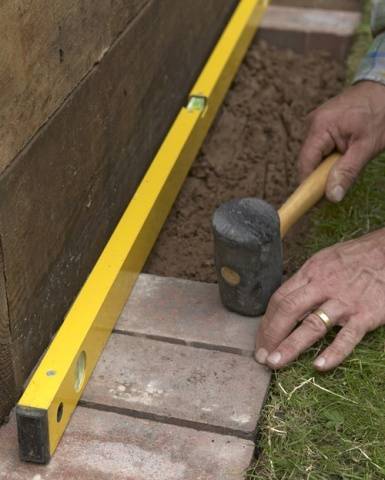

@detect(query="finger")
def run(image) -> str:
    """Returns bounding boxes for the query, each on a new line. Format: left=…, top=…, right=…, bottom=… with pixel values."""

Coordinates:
left=298, top=126, right=335, bottom=181
left=313, top=318, right=366, bottom=371
left=254, top=271, right=309, bottom=364
left=255, top=282, right=327, bottom=363
left=326, top=142, right=372, bottom=203
left=267, top=268, right=309, bottom=307
left=265, top=299, right=349, bottom=369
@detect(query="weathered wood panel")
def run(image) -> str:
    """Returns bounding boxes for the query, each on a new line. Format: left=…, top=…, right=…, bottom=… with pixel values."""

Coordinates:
left=0, top=0, right=238, bottom=420
left=0, top=0, right=149, bottom=173
left=0, top=238, right=17, bottom=423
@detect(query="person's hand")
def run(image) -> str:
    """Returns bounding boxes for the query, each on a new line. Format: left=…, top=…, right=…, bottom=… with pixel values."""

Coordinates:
left=299, top=80, right=385, bottom=202
left=255, top=228, right=385, bottom=371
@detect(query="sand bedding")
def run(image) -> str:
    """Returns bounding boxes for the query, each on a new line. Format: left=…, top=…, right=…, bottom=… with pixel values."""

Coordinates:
left=145, top=40, right=344, bottom=281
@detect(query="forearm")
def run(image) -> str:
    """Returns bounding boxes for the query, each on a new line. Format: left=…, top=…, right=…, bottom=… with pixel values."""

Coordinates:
left=354, top=1, right=385, bottom=86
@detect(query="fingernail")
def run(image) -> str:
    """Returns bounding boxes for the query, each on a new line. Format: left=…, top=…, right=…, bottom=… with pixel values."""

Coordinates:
left=329, top=185, right=345, bottom=203
left=314, top=357, right=326, bottom=369
left=267, top=352, right=282, bottom=366
left=255, top=348, right=268, bottom=364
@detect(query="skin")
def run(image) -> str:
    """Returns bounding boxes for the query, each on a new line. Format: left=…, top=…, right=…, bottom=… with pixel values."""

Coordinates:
left=255, top=80, right=385, bottom=371
left=299, top=80, right=385, bottom=202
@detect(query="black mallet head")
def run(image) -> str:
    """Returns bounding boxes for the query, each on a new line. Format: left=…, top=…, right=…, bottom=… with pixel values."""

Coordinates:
left=212, top=198, right=283, bottom=317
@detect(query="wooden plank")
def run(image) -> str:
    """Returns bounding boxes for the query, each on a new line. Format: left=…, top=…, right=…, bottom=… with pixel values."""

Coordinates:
left=0, top=344, right=16, bottom=423
left=0, top=0, right=238, bottom=422
left=0, top=238, right=17, bottom=422
left=0, top=0, right=149, bottom=173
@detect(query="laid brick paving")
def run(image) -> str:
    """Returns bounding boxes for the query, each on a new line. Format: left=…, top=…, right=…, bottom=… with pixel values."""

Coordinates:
left=116, top=274, right=259, bottom=354
left=0, top=275, right=269, bottom=478
left=82, top=333, right=269, bottom=435
left=0, top=408, right=255, bottom=480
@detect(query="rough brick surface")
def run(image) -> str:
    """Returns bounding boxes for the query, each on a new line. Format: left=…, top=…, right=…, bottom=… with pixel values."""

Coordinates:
left=0, top=408, right=255, bottom=480
left=271, top=0, right=361, bottom=10
left=259, top=6, right=361, bottom=60
left=262, top=6, right=361, bottom=35
left=116, top=274, right=260, bottom=354
left=82, top=333, right=270, bottom=435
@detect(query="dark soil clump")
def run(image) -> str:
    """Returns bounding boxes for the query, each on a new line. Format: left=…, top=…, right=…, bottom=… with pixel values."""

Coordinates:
left=145, top=40, right=345, bottom=282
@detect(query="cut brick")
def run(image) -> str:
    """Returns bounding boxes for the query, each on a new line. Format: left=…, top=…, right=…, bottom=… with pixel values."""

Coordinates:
left=82, top=333, right=270, bottom=436
left=259, top=6, right=361, bottom=60
left=0, top=408, right=255, bottom=480
left=116, top=274, right=260, bottom=354
left=271, top=0, right=361, bottom=11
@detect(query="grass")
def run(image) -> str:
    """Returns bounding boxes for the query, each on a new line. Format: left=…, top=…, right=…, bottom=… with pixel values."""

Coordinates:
left=247, top=4, right=385, bottom=479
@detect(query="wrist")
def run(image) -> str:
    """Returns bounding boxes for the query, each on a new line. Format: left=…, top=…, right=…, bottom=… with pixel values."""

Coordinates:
left=353, top=31, right=385, bottom=88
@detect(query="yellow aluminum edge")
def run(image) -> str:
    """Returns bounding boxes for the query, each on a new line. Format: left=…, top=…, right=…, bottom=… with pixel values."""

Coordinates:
left=16, top=0, right=268, bottom=464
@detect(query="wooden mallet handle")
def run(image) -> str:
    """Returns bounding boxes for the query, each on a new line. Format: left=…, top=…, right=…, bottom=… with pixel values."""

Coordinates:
left=278, top=153, right=340, bottom=238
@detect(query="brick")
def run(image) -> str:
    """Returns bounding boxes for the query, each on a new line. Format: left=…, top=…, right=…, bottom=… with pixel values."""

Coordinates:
left=259, top=6, right=361, bottom=60
left=259, top=28, right=306, bottom=55
left=116, top=274, right=260, bottom=354
left=262, top=6, right=361, bottom=35
left=82, top=333, right=270, bottom=435
left=0, top=408, right=255, bottom=479
left=271, top=0, right=361, bottom=11
left=306, top=31, right=353, bottom=60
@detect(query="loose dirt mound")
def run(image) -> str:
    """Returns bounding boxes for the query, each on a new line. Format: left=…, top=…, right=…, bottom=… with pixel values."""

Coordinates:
left=145, top=40, right=344, bottom=282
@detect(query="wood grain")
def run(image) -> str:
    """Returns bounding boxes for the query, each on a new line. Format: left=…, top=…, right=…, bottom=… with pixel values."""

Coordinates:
left=0, top=238, right=17, bottom=422
left=0, top=0, right=149, bottom=174
left=279, top=153, right=340, bottom=237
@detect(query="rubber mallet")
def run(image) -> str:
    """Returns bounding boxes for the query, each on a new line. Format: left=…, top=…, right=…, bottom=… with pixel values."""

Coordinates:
left=212, top=153, right=340, bottom=316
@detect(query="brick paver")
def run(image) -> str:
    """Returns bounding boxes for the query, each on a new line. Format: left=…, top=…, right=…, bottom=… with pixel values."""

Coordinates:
left=116, top=274, right=259, bottom=354
left=0, top=408, right=255, bottom=480
left=259, top=6, right=361, bottom=59
left=82, top=333, right=270, bottom=435
left=263, top=5, right=361, bottom=34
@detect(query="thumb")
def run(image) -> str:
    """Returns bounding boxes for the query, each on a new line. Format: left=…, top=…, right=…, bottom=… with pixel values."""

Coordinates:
left=326, top=142, right=371, bottom=203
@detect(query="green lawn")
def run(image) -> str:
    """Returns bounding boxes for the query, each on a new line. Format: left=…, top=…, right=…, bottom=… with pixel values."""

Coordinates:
left=247, top=3, right=385, bottom=479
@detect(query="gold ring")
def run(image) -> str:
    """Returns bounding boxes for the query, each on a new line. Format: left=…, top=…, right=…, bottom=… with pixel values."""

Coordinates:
left=312, top=308, right=333, bottom=331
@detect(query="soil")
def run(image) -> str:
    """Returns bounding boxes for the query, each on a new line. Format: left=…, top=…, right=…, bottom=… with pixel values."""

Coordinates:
left=145, top=40, right=345, bottom=282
